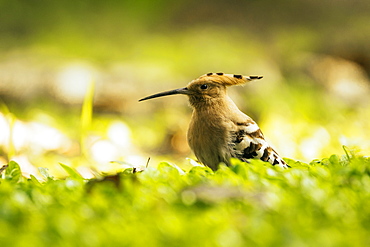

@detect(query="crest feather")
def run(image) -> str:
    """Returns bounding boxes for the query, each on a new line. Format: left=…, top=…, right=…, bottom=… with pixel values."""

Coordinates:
left=195, top=73, right=263, bottom=86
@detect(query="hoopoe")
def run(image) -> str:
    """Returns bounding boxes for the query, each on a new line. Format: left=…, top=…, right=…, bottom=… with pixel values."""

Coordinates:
left=139, top=73, right=288, bottom=170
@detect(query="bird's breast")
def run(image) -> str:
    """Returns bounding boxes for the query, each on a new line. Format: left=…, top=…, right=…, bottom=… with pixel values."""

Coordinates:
left=187, top=112, right=234, bottom=169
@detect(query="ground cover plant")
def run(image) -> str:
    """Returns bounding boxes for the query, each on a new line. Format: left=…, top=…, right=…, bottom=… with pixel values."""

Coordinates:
left=1, top=150, right=369, bottom=247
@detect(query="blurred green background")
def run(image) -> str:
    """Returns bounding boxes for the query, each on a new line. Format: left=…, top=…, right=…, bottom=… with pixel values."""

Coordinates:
left=0, top=0, right=369, bottom=177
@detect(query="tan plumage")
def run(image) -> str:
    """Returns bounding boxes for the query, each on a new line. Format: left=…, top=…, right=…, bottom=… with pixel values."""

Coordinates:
left=139, top=72, right=288, bottom=170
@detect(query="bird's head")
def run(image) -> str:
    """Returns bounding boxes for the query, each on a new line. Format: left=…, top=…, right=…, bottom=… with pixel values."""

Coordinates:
left=139, top=73, right=263, bottom=107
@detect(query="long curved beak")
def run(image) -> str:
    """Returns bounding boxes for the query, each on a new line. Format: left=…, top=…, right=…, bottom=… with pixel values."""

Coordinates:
left=139, top=87, right=189, bottom=102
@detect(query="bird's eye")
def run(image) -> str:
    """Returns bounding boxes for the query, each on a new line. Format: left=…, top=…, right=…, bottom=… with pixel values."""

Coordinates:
left=200, top=84, right=208, bottom=90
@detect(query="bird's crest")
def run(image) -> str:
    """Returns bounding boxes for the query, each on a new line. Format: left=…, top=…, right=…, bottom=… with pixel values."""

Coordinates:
left=194, top=72, right=263, bottom=86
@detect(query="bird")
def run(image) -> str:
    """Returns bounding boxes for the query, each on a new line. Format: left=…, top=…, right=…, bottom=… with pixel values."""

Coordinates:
left=139, top=72, right=288, bottom=170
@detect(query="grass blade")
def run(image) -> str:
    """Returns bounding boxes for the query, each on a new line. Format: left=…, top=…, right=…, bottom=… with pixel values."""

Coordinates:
left=80, top=80, right=95, bottom=158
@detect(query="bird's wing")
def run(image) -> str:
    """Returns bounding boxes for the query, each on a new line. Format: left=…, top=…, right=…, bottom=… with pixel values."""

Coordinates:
left=231, top=121, right=288, bottom=168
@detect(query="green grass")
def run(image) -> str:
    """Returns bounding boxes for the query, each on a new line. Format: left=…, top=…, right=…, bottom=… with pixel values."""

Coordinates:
left=1, top=152, right=370, bottom=247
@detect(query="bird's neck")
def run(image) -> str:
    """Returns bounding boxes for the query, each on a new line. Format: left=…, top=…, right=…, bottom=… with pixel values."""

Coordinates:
left=191, top=96, right=240, bottom=117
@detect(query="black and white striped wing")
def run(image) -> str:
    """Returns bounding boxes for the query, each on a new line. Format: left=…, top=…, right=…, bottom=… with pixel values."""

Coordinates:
left=231, top=121, right=288, bottom=168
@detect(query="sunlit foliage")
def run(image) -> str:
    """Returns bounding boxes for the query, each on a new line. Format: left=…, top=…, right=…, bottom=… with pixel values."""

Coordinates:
left=1, top=154, right=369, bottom=246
